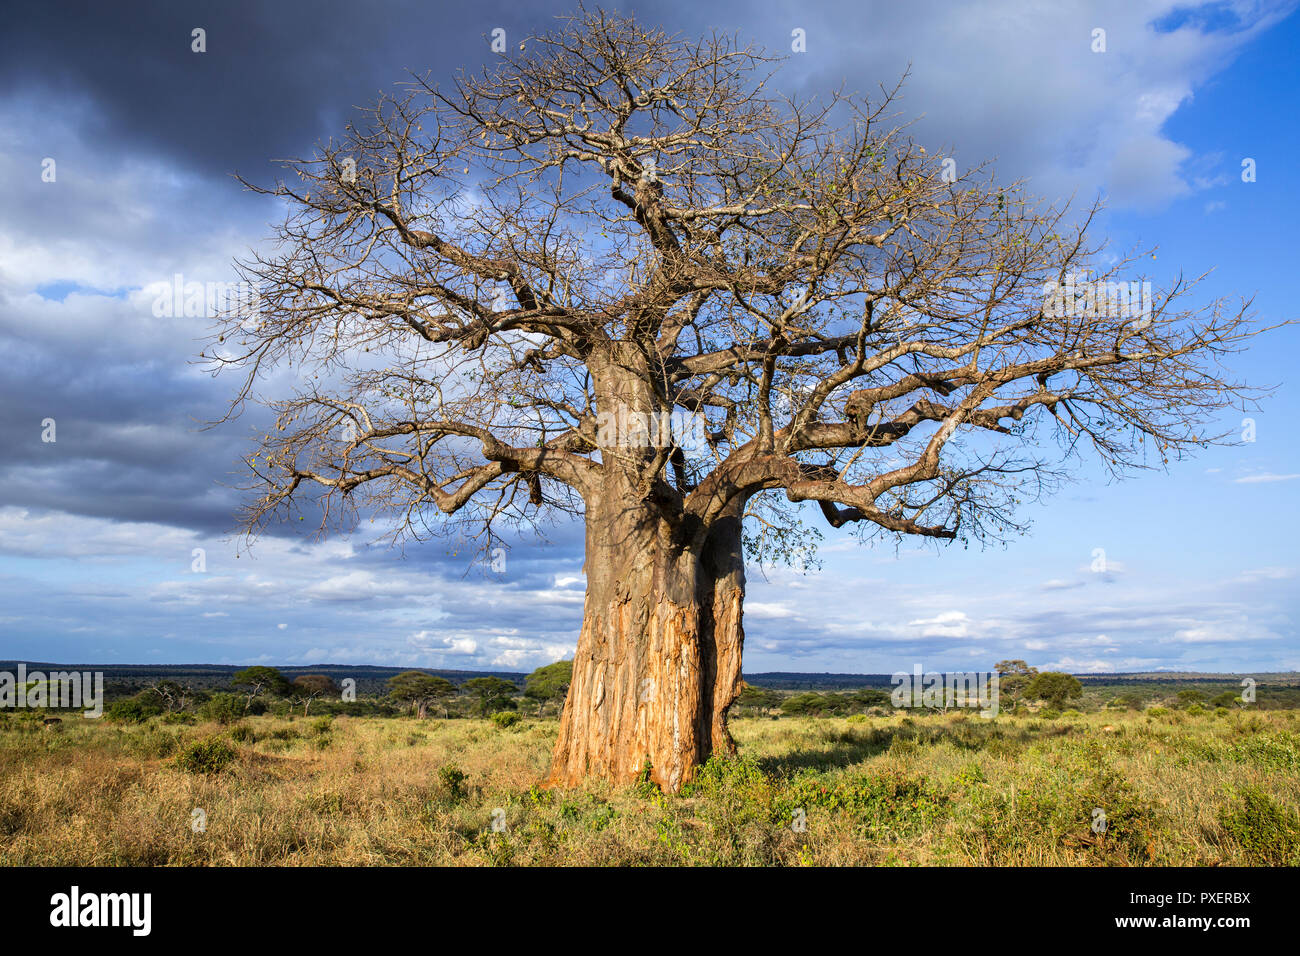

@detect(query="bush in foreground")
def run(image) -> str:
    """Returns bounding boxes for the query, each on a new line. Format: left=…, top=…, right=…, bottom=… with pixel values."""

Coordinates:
left=1218, top=785, right=1300, bottom=865
left=174, top=737, right=238, bottom=775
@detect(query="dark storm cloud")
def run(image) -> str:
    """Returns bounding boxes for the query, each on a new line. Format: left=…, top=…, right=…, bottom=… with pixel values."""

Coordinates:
left=0, top=1, right=982, bottom=182
left=4, top=0, right=810, bottom=182
left=1, top=0, right=520, bottom=179
left=0, top=0, right=794, bottom=539
left=0, top=361, right=248, bottom=533
left=10, top=0, right=1284, bottom=198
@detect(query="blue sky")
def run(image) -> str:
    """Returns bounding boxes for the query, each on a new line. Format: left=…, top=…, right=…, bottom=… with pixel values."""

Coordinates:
left=1, top=0, right=1297, bottom=674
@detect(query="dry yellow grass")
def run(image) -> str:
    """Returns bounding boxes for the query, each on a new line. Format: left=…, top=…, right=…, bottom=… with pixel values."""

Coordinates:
left=1, top=707, right=1296, bottom=866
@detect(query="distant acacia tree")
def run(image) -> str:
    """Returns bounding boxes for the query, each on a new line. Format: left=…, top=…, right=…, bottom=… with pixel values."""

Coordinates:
left=461, top=676, right=518, bottom=716
left=524, top=661, right=573, bottom=716
left=232, top=665, right=292, bottom=711
left=290, top=674, right=338, bottom=716
left=145, top=679, right=194, bottom=714
left=387, top=671, right=456, bottom=718
left=735, top=683, right=781, bottom=714
left=215, top=9, right=1269, bottom=791
left=1024, top=671, right=1083, bottom=710
left=994, top=659, right=1039, bottom=707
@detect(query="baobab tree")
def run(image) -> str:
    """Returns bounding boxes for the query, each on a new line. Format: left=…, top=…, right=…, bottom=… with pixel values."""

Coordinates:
left=211, top=9, right=1265, bottom=792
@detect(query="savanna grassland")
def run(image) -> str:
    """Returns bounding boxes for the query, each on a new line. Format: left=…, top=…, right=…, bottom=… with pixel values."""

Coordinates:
left=2, top=706, right=1298, bottom=866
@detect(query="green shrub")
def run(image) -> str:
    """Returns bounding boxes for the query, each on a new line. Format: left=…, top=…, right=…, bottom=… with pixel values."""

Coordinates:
left=972, top=765, right=1159, bottom=864
left=229, top=723, right=255, bottom=743
left=953, top=763, right=987, bottom=788
left=589, top=802, right=619, bottom=832
left=950, top=721, right=998, bottom=750
left=1222, top=733, right=1300, bottom=771
left=160, top=711, right=196, bottom=725
left=131, top=729, right=180, bottom=759
left=524, top=783, right=552, bottom=807
left=309, top=716, right=333, bottom=736
left=438, top=765, right=467, bottom=800
left=200, top=692, right=245, bottom=725
left=174, top=736, right=238, bottom=775
left=846, top=714, right=867, bottom=724
left=491, top=711, right=521, bottom=729
left=1218, top=786, right=1300, bottom=865
left=888, top=735, right=919, bottom=756
left=105, top=696, right=161, bottom=724
left=681, top=755, right=778, bottom=861
left=785, top=768, right=948, bottom=836
left=1081, top=767, right=1162, bottom=858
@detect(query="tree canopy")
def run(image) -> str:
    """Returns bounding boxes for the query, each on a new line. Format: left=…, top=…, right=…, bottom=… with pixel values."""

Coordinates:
left=524, top=661, right=573, bottom=704
left=1024, top=671, right=1083, bottom=710
left=461, top=676, right=519, bottom=715
left=214, top=7, right=1263, bottom=563
left=290, top=674, right=339, bottom=715
left=232, top=666, right=292, bottom=699
left=387, top=670, right=456, bottom=717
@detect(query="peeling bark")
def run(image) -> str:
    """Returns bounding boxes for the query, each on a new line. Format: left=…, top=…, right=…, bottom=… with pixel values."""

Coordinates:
left=547, top=499, right=746, bottom=793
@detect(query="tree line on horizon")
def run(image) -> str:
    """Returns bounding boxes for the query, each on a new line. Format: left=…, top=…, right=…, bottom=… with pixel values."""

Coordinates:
left=41, top=656, right=1279, bottom=725
left=95, top=661, right=575, bottom=723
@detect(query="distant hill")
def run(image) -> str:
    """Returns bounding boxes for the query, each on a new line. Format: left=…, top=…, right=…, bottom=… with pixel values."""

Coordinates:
left=3, top=661, right=1296, bottom=697
left=743, top=672, right=897, bottom=690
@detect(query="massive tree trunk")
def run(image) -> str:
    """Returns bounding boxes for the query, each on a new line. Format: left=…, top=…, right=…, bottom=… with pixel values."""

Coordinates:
left=547, top=495, right=747, bottom=793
